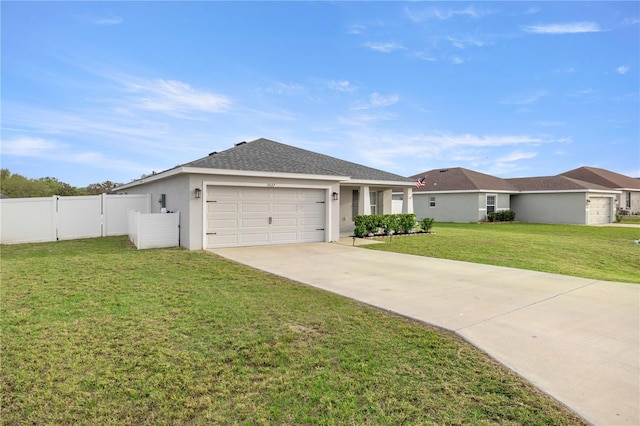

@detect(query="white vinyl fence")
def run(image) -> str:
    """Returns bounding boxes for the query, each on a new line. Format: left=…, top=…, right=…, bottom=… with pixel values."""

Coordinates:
left=0, top=194, right=151, bottom=244
left=128, top=211, right=180, bottom=250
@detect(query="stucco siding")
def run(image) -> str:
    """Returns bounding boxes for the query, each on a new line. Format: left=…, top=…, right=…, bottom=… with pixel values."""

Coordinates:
left=511, top=193, right=588, bottom=224
left=414, top=193, right=482, bottom=222
left=118, top=175, right=192, bottom=247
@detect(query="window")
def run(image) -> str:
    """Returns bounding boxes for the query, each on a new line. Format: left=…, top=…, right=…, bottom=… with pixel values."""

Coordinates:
left=486, top=195, right=496, bottom=214
left=626, top=192, right=631, bottom=209
left=429, top=196, right=436, bottom=207
left=370, top=191, right=377, bottom=215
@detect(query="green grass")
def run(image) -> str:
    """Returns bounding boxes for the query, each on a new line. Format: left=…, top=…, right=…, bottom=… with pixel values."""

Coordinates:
left=620, top=214, right=640, bottom=224
left=1, top=236, right=586, bottom=425
left=368, top=223, right=640, bottom=283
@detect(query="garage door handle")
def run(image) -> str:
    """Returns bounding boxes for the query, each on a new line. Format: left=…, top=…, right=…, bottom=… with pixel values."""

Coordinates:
left=269, top=217, right=272, bottom=225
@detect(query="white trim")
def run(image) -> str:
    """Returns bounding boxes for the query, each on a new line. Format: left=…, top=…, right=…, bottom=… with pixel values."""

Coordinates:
left=347, top=179, right=415, bottom=187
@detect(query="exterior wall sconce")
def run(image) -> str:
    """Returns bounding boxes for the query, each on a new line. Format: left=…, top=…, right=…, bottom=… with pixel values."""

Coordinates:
left=332, top=192, right=339, bottom=201
left=195, top=188, right=202, bottom=199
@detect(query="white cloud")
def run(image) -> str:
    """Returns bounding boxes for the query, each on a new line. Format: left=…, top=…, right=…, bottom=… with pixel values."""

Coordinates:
left=449, top=56, right=464, bottom=64
left=495, top=150, right=537, bottom=163
left=363, top=41, right=405, bottom=53
left=501, top=91, right=546, bottom=105
left=91, top=13, right=123, bottom=25
left=123, top=79, right=230, bottom=114
left=524, top=22, right=602, bottom=34
left=617, top=66, right=630, bottom=75
left=352, top=92, right=399, bottom=110
left=447, top=36, right=486, bottom=49
left=2, top=136, right=60, bottom=156
left=406, top=5, right=491, bottom=22
left=263, top=81, right=305, bottom=95
left=347, top=24, right=366, bottom=35
left=327, top=80, right=356, bottom=93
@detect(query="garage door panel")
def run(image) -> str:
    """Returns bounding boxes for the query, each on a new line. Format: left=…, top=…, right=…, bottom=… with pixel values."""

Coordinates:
left=206, top=186, right=326, bottom=248
left=272, top=217, right=298, bottom=227
left=210, top=219, right=238, bottom=229
left=208, top=202, right=238, bottom=213
left=242, top=218, right=269, bottom=228
left=207, top=234, right=238, bottom=246
left=272, top=232, right=298, bottom=242
left=273, top=203, right=298, bottom=213
left=300, top=230, right=325, bottom=241
left=241, top=233, right=270, bottom=244
left=241, top=203, right=269, bottom=213
left=208, top=187, right=239, bottom=198
left=272, top=188, right=298, bottom=199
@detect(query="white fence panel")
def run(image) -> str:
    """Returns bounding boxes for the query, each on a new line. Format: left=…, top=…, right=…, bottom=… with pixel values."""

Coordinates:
left=57, top=196, right=102, bottom=241
left=104, top=194, right=151, bottom=236
left=0, top=197, right=56, bottom=244
left=129, top=211, right=180, bottom=250
left=0, top=193, right=153, bottom=244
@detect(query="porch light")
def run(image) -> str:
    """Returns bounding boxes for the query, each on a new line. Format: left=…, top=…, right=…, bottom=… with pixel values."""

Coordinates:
left=332, top=192, right=339, bottom=201
left=195, top=188, right=202, bottom=199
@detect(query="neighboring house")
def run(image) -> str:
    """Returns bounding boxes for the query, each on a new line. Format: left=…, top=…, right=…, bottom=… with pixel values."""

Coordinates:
left=406, top=167, right=623, bottom=225
left=560, top=166, right=640, bottom=215
left=116, top=138, right=415, bottom=249
left=507, top=176, right=619, bottom=225
left=409, top=168, right=518, bottom=223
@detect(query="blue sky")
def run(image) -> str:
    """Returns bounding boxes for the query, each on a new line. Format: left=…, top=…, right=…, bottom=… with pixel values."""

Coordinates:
left=2, top=1, right=639, bottom=187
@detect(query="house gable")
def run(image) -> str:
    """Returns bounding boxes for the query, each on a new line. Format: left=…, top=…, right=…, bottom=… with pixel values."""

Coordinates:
left=410, top=167, right=518, bottom=192
left=560, top=167, right=640, bottom=190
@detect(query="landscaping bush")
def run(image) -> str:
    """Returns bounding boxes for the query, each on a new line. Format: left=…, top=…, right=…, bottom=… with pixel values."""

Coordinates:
left=419, top=217, right=435, bottom=233
left=354, top=213, right=416, bottom=236
left=487, top=210, right=516, bottom=222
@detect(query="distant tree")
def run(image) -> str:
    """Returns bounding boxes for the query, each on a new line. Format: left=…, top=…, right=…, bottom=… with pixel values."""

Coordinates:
left=0, top=169, right=84, bottom=198
left=84, top=180, right=122, bottom=195
left=37, top=177, right=83, bottom=196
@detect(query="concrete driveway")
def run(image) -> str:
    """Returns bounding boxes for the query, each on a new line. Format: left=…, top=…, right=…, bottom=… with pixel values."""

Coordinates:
left=209, top=241, right=640, bottom=426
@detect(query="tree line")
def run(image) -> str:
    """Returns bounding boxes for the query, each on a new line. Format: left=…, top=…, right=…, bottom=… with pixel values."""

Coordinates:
left=0, top=169, right=122, bottom=198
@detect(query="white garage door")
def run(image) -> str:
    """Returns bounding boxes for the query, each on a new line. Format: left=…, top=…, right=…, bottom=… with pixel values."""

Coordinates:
left=588, top=197, right=612, bottom=224
left=206, top=186, right=326, bottom=248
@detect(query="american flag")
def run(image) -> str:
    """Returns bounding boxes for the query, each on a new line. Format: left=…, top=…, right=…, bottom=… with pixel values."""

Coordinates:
left=415, top=176, right=426, bottom=189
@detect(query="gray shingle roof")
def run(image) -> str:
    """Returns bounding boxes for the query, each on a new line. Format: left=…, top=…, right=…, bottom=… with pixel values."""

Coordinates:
left=410, top=167, right=518, bottom=192
left=506, top=175, right=614, bottom=191
left=184, top=138, right=414, bottom=182
left=560, top=166, right=640, bottom=190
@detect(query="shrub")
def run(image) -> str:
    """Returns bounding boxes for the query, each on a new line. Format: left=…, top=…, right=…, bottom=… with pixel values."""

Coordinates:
left=419, top=217, right=434, bottom=233
left=354, top=213, right=416, bottom=236
left=487, top=210, right=516, bottom=222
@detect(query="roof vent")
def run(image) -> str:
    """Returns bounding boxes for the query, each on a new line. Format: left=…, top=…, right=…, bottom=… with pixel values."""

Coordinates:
left=208, top=151, right=217, bottom=156
left=235, top=141, right=247, bottom=147
left=439, top=169, right=449, bottom=173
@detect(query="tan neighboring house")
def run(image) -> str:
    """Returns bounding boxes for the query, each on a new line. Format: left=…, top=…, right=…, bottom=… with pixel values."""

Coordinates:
left=560, top=166, right=640, bottom=215
left=407, top=167, right=625, bottom=225
left=116, top=138, right=415, bottom=249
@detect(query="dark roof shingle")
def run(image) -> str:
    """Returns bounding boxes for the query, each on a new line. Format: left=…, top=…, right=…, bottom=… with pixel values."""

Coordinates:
left=185, top=138, right=413, bottom=182
left=560, top=166, right=640, bottom=189
left=410, top=167, right=518, bottom=192
left=506, top=175, right=613, bottom=191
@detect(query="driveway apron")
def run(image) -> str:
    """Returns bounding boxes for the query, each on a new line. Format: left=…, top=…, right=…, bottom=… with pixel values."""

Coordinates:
left=209, top=242, right=640, bottom=426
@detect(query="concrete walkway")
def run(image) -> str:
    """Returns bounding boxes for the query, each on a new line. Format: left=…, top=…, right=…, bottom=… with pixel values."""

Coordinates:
left=209, top=242, right=640, bottom=426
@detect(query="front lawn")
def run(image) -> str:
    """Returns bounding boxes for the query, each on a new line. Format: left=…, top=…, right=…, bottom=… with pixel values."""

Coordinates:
left=1, top=236, right=586, bottom=425
left=367, top=223, right=640, bottom=283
